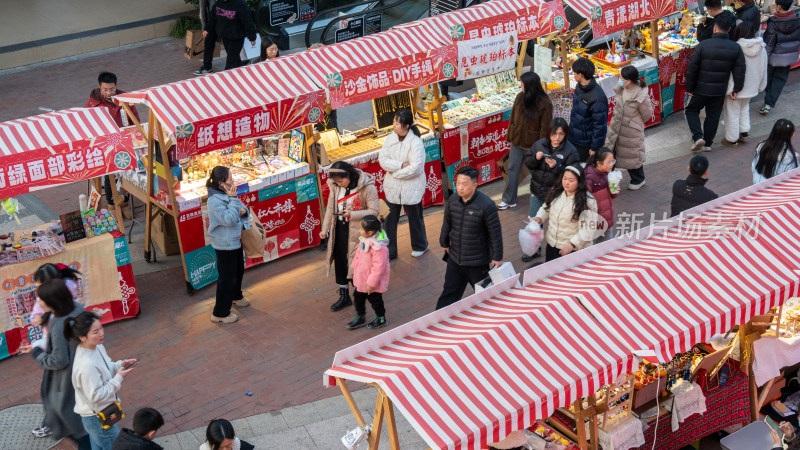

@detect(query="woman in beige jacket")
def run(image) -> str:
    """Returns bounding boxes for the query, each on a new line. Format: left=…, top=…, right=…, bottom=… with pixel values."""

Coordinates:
left=605, top=65, right=653, bottom=190
left=319, top=161, right=380, bottom=312
left=532, top=165, right=598, bottom=261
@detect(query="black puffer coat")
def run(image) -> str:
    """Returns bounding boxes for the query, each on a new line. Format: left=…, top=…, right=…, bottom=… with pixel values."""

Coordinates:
left=568, top=78, right=608, bottom=151
left=439, top=190, right=503, bottom=266
left=764, top=12, right=800, bottom=67
left=670, top=174, right=719, bottom=216
left=525, top=138, right=580, bottom=199
left=696, top=10, right=736, bottom=41
left=735, top=3, right=761, bottom=32
left=686, top=33, right=746, bottom=96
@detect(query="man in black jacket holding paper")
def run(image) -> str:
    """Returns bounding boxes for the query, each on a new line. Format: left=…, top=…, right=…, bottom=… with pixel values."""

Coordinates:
left=436, top=166, right=503, bottom=310
left=204, top=0, right=257, bottom=70
left=685, top=14, right=746, bottom=152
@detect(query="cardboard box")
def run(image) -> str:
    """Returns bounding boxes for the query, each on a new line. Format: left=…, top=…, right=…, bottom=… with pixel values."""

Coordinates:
left=185, top=30, right=220, bottom=60
left=152, top=211, right=181, bottom=255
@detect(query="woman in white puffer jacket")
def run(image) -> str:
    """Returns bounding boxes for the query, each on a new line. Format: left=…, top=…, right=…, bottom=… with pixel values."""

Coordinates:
left=378, top=109, right=429, bottom=260
left=723, top=21, right=768, bottom=146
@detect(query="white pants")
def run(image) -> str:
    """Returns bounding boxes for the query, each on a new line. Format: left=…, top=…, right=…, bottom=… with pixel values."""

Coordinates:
left=723, top=96, right=752, bottom=142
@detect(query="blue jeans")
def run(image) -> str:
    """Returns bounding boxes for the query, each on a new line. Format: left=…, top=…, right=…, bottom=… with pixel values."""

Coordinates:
left=81, top=415, right=120, bottom=450
left=528, top=195, right=545, bottom=218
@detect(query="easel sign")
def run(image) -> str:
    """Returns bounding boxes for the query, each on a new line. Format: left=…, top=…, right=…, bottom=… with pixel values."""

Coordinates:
left=372, top=91, right=413, bottom=130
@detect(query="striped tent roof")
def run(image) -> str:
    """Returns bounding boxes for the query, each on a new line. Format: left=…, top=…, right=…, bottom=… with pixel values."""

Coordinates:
left=0, top=107, right=121, bottom=159
left=562, top=0, right=605, bottom=21
left=114, top=57, right=323, bottom=134
left=324, top=285, right=634, bottom=450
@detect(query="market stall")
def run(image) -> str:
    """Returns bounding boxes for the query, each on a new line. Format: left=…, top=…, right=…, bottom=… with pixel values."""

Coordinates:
left=0, top=108, right=140, bottom=360
left=292, top=27, right=453, bottom=207
left=116, top=59, right=327, bottom=292
left=323, top=280, right=636, bottom=450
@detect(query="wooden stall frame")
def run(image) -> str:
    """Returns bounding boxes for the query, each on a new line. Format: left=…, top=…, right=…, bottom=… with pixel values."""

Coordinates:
left=336, top=377, right=401, bottom=450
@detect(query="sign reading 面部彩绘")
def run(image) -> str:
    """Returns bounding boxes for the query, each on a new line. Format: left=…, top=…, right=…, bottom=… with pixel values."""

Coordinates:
left=457, top=32, right=517, bottom=80
left=590, top=0, right=680, bottom=38
left=0, top=133, right=135, bottom=199
left=326, top=46, right=458, bottom=109
left=174, top=91, right=325, bottom=159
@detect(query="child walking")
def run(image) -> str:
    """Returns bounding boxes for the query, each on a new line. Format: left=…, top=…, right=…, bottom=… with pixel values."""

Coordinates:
left=347, top=215, right=390, bottom=330
left=585, top=148, right=619, bottom=240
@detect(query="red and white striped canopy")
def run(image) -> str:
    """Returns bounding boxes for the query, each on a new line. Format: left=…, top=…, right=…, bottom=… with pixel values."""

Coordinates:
left=563, top=0, right=605, bottom=21
left=114, top=58, right=323, bottom=135
left=325, top=291, right=634, bottom=450
left=0, top=107, right=121, bottom=159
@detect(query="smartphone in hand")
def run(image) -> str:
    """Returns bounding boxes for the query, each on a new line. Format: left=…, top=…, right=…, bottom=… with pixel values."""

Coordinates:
left=123, top=360, right=139, bottom=370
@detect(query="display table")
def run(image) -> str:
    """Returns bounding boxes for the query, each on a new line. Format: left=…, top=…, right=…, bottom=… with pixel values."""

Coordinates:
left=319, top=133, right=444, bottom=208
left=753, top=335, right=800, bottom=387
left=594, top=415, right=645, bottom=450
left=1, top=229, right=139, bottom=360
left=669, top=380, right=707, bottom=432
left=633, top=370, right=750, bottom=450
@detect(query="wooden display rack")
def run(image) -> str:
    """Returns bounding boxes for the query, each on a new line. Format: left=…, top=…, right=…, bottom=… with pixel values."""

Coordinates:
left=598, top=374, right=635, bottom=430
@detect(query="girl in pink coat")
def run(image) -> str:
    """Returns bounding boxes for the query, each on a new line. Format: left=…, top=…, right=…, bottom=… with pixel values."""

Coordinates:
left=347, top=215, right=390, bottom=330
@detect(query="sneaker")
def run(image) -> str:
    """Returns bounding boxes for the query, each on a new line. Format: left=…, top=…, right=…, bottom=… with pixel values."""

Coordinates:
left=346, top=315, right=366, bottom=330
left=760, top=105, right=772, bottom=115
left=738, top=133, right=749, bottom=143
left=233, top=298, right=250, bottom=307
left=210, top=313, right=238, bottom=323
left=691, top=138, right=706, bottom=152
left=32, top=426, right=51, bottom=438
left=628, top=180, right=646, bottom=190
left=411, top=246, right=428, bottom=258
left=193, top=67, right=213, bottom=76
left=496, top=202, right=516, bottom=210
left=367, top=316, right=387, bottom=329
left=720, top=138, right=737, bottom=148
left=702, top=146, right=712, bottom=152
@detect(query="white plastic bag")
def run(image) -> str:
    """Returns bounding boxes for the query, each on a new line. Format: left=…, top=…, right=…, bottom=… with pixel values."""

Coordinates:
left=519, top=221, right=544, bottom=256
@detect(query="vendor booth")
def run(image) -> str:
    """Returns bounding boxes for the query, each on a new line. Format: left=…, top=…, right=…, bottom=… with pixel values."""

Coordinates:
left=116, top=59, right=327, bottom=293
left=0, top=107, right=140, bottom=359
left=323, top=167, right=800, bottom=449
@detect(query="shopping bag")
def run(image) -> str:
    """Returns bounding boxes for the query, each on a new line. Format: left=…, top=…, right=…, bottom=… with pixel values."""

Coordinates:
left=239, top=34, right=262, bottom=61
left=519, top=221, right=544, bottom=256
left=241, top=208, right=268, bottom=258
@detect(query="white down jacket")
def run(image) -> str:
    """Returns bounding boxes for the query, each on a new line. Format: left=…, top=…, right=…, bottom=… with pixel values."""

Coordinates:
left=378, top=132, right=427, bottom=205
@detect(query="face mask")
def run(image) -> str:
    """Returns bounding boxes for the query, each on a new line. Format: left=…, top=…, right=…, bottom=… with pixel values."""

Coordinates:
left=618, top=80, right=625, bottom=88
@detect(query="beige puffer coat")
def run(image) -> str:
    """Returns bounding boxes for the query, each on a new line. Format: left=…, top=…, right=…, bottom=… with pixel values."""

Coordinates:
left=322, top=170, right=380, bottom=278
left=605, top=84, right=653, bottom=170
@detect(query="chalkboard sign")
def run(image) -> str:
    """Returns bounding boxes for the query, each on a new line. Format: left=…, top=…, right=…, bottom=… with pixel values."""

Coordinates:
left=364, top=13, right=381, bottom=35
left=335, top=17, right=364, bottom=43
left=60, top=210, right=86, bottom=243
left=372, top=91, right=413, bottom=130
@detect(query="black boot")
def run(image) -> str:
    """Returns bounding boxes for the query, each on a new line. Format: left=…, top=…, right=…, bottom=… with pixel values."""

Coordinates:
left=330, top=287, right=352, bottom=312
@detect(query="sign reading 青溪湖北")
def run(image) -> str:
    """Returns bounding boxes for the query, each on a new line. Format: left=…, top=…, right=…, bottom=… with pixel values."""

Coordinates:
left=589, top=0, right=683, bottom=38
left=325, top=45, right=458, bottom=109
left=173, top=91, right=326, bottom=159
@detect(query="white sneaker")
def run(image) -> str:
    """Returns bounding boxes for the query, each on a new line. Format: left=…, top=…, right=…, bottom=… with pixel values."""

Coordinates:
left=233, top=298, right=250, bottom=307
left=210, top=313, right=238, bottom=323
left=496, top=202, right=516, bottom=210
left=691, top=139, right=706, bottom=152
left=702, top=146, right=712, bottom=152
left=411, top=247, right=429, bottom=257
left=628, top=180, right=646, bottom=190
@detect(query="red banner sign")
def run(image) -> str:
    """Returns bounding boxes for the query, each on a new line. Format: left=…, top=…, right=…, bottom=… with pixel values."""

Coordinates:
left=325, top=47, right=458, bottom=109
left=174, top=91, right=326, bottom=159
left=590, top=0, right=684, bottom=38
left=450, top=1, right=569, bottom=42
left=0, top=132, right=134, bottom=198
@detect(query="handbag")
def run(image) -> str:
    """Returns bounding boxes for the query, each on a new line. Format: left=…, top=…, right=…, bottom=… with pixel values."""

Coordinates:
left=241, top=207, right=268, bottom=258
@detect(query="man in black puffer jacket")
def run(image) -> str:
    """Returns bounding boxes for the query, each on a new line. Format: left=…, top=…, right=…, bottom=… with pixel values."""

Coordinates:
left=696, top=0, right=736, bottom=41
left=436, top=166, right=503, bottom=310
left=735, top=0, right=761, bottom=32
left=568, top=58, right=608, bottom=162
left=685, top=14, right=745, bottom=151
left=205, top=0, right=257, bottom=70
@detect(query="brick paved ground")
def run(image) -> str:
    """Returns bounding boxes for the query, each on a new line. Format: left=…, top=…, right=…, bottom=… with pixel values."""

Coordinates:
left=2, top=37, right=800, bottom=449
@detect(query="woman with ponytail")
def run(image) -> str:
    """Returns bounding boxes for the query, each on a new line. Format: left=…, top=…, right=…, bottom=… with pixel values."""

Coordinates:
left=17, top=279, right=90, bottom=449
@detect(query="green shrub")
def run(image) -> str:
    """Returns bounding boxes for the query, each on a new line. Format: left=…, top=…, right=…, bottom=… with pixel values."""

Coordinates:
left=169, top=15, right=203, bottom=38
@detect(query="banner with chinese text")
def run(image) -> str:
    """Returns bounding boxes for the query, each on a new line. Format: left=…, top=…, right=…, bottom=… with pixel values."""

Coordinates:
left=173, top=91, right=326, bottom=160
left=441, top=110, right=512, bottom=186
left=1, top=231, right=139, bottom=360
left=325, top=46, right=458, bottom=109
left=448, top=1, right=568, bottom=42
left=589, top=0, right=684, bottom=38
left=457, top=32, right=517, bottom=80
left=0, top=133, right=134, bottom=199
